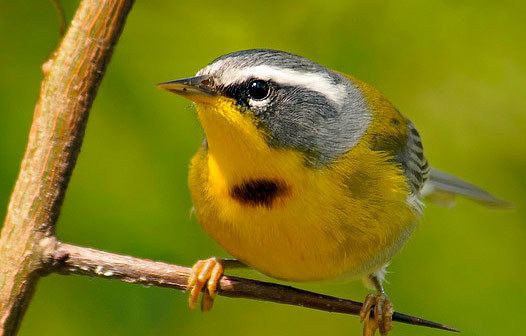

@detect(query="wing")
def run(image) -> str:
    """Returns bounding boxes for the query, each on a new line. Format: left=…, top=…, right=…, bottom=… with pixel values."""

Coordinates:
left=395, top=120, right=430, bottom=195
left=345, top=75, right=507, bottom=208
left=345, top=75, right=429, bottom=197
left=394, top=121, right=509, bottom=208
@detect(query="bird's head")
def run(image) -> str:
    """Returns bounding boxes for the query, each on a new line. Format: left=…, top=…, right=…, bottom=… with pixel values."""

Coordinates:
left=159, top=49, right=371, bottom=166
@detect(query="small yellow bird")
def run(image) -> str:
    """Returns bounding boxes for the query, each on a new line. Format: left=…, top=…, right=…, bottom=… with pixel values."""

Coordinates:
left=159, top=49, right=507, bottom=335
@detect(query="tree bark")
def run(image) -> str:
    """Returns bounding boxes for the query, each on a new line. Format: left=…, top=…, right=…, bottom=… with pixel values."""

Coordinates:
left=41, top=239, right=456, bottom=332
left=0, top=1, right=134, bottom=334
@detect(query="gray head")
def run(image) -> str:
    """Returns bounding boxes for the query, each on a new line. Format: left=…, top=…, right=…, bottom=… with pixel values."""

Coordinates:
left=163, top=49, right=371, bottom=166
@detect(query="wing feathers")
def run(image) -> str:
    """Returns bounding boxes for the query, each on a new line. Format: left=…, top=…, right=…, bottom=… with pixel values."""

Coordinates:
left=397, top=121, right=429, bottom=194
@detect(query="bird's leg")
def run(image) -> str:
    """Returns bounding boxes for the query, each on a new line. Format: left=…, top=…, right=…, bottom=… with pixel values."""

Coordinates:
left=359, top=271, right=394, bottom=336
left=187, top=257, right=247, bottom=312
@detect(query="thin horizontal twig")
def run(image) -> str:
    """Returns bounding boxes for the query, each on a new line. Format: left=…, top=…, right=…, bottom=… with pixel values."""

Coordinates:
left=43, top=239, right=458, bottom=333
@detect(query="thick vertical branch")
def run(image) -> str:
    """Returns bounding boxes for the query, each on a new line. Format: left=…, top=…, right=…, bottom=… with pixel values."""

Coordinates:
left=0, top=1, right=134, bottom=334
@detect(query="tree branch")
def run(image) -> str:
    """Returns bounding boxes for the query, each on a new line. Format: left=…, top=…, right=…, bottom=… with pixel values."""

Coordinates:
left=0, top=1, right=134, bottom=334
left=40, top=239, right=457, bottom=333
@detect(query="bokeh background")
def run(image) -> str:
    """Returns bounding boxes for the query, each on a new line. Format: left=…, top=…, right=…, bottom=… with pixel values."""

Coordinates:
left=1, top=1, right=525, bottom=335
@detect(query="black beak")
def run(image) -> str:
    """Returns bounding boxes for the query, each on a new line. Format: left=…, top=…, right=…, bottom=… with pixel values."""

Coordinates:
left=157, top=75, right=217, bottom=100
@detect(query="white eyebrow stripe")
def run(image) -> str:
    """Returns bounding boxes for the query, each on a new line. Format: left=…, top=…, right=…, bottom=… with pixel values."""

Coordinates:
left=217, top=65, right=347, bottom=106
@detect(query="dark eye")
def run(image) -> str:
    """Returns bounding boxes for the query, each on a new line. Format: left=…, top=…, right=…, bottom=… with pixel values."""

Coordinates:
left=247, top=80, right=270, bottom=100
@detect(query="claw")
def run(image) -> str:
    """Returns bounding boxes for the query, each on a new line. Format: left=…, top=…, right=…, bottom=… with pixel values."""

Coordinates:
left=359, top=293, right=393, bottom=336
left=200, top=291, right=214, bottom=312
left=359, top=293, right=375, bottom=322
left=187, top=257, right=224, bottom=311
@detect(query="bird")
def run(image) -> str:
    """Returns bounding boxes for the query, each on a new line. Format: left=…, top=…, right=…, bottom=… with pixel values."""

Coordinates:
left=158, top=49, right=508, bottom=335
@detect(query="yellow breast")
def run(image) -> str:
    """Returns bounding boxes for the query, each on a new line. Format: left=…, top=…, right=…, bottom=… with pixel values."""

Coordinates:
left=187, top=96, right=418, bottom=282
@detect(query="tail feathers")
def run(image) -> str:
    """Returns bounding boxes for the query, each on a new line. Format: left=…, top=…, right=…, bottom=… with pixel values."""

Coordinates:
left=421, top=168, right=511, bottom=208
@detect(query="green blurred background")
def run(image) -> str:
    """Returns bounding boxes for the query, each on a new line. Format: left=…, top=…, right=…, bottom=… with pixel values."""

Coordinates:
left=1, top=1, right=525, bottom=335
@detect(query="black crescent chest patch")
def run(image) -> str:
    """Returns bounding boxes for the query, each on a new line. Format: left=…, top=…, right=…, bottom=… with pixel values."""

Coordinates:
left=230, top=179, right=289, bottom=208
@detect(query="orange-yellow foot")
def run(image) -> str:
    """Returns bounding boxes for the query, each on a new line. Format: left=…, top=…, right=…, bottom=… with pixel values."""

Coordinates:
left=359, top=293, right=394, bottom=336
left=187, top=257, right=224, bottom=312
